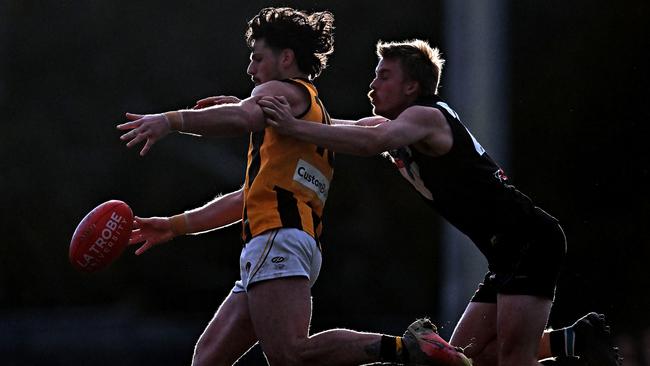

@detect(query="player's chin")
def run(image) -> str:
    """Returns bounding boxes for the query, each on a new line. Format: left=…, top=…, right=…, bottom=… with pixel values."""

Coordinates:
left=369, top=97, right=381, bottom=111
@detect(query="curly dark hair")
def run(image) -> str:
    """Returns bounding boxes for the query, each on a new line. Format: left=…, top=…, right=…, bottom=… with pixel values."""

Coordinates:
left=245, top=7, right=335, bottom=79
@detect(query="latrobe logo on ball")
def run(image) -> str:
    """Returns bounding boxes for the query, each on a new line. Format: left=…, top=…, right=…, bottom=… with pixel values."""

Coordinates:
left=293, top=159, right=329, bottom=203
left=76, top=212, right=126, bottom=270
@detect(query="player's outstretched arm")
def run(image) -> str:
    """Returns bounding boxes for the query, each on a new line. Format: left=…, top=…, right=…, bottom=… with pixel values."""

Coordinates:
left=258, top=96, right=386, bottom=130
left=116, top=95, right=265, bottom=156
left=117, top=81, right=306, bottom=156
left=260, top=95, right=424, bottom=156
left=260, top=95, right=450, bottom=156
left=129, top=188, right=244, bottom=255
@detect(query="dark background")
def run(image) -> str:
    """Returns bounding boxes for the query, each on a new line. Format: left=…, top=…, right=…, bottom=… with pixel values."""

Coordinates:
left=2, top=0, right=649, bottom=365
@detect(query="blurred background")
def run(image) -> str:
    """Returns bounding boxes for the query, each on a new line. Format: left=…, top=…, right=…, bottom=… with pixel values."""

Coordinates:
left=2, top=0, right=649, bottom=365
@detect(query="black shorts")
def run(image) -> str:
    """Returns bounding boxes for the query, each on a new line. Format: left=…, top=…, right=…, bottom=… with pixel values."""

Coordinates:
left=471, top=207, right=567, bottom=303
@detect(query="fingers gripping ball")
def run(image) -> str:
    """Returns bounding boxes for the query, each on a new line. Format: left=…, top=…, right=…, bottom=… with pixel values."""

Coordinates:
left=69, top=200, right=133, bottom=272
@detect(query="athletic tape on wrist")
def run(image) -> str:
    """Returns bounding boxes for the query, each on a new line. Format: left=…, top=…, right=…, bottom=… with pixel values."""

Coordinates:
left=164, top=111, right=185, bottom=131
left=169, top=213, right=189, bottom=236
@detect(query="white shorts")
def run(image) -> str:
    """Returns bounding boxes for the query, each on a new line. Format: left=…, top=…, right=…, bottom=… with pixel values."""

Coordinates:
left=232, top=228, right=322, bottom=293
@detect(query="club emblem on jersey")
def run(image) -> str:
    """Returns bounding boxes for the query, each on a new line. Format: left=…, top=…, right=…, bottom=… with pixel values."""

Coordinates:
left=494, top=168, right=509, bottom=183
left=386, top=146, right=434, bottom=201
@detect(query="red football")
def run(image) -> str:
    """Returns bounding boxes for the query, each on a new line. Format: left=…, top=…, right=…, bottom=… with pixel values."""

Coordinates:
left=69, top=200, right=133, bottom=272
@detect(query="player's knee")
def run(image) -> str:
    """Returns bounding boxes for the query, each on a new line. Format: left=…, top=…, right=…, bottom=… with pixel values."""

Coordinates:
left=464, top=347, right=498, bottom=366
left=497, top=343, right=537, bottom=366
left=263, top=345, right=299, bottom=366
left=192, top=353, right=223, bottom=366
left=264, top=339, right=312, bottom=366
left=191, top=347, right=212, bottom=366
left=266, top=353, right=300, bottom=366
left=265, top=350, right=304, bottom=366
left=191, top=339, right=227, bottom=366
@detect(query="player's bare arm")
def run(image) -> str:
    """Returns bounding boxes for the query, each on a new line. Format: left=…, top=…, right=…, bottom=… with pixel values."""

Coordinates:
left=327, top=116, right=387, bottom=126
left=193, top=95, right=242, bottom=109
left=260, top=96, right=451, bottom=156
left=129, top=188, right=244, bottom=255
left=330, top=116, right=388, bottom=126
left=181, top=188, right=244, bottom=234
left=174, top=80, right=307, bottom=136
left=117, top=81, right=307, bottom=156
left=175, top=80, right=306, bottom=135
left=116, top=98, right=263, bottom=156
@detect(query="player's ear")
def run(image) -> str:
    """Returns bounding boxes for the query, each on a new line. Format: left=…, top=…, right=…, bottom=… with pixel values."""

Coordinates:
left=280, top=48, right=295, bottom=68
left=404, top=80, right=420, bottom=96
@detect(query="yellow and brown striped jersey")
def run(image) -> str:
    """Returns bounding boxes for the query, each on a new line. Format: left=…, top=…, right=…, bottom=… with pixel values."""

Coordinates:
left=242, top=78, right=334, bottom=243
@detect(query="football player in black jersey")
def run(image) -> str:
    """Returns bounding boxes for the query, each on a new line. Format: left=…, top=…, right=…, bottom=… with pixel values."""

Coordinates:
left=259, top=39, right=621, bottom=366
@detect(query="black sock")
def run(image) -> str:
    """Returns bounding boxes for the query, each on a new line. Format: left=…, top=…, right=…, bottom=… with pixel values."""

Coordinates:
left=380, top=335, right=409, bottom=363
left=549, top=327, right=575, bottom=357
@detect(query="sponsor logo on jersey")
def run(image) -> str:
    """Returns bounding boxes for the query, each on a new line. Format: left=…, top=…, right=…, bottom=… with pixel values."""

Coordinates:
left=386, top=147, right=434, bottom=201
left=293, top=159, right=330, bottom=203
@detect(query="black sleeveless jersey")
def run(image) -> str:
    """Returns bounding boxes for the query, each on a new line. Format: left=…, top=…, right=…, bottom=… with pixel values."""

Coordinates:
left=386, top=95, right=547, bottom=250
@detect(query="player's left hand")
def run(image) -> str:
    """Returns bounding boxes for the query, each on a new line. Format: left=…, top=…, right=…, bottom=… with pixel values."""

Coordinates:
left=128, top=216, right=175, bottom=255
left=258, top=96, right=295, bottom=134
left=117, top=112, right=171, bottom=156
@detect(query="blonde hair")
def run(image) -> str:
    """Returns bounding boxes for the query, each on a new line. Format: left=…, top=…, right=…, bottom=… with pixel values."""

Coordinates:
left=376, top=39, right=445, bottom=96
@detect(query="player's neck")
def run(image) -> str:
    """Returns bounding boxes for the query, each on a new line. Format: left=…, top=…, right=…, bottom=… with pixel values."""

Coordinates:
left=281, top=63, right=309, bottom=81
left=282, top=72, right=309, bottom=81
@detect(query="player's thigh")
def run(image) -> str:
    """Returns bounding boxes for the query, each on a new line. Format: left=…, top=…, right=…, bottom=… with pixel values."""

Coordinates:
left=496, top=294, right=552, bottom=364
left=192, top=291, right=257, bottom=366
left=247, top=277, right=312, bottom=364
left=450, top=301, right=497, bottom=358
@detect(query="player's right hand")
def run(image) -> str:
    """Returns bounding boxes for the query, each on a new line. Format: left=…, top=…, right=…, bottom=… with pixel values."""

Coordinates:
left=193, top=95, right=241, bottom=109
left=128, top=216, right=175, bottom=255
